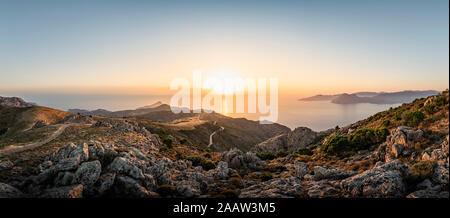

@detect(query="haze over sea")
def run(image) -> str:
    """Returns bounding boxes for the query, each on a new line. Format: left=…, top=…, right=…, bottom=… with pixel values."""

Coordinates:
left=14, top=93, right=400, bottom=131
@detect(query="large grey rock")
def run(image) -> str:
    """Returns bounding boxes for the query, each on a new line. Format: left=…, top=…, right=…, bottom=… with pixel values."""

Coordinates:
left=114, top=176, right=158, bottom=198
left=251, top=127, right=319, bottom=153
left=50, top=157, right=81, bottom=172
left=108, top=157, right=144, bottom=180
left=391, top=144, right=404, bottom=158
left=69, top=142, right=89, bottom=162
left=313, top=166, right=356, bottom=180
left=54, top=171, right=74, bottom=187
left=176, top=180, right=201, bottom=198
left=306, top=180, right=340, bottom=198
left=215, top=161, right=229, bottom=179
left=340, top=160, right=410, bottom=198
left=40, top=184, right=84, bottom=198
left=240, top=177, right=302, bottom=198
left=97, top=173, right=116, bottom=195
left=432, top=163, right=449, bottom=187
left=149, top=158, right=172, bottom=185
left=0, top=183, right=24, bottom=198
left=387, top=126, right=423, bottom=148
left=294, top=162, right=310, bottom=179
left=73, top=160, right=102, bottom=186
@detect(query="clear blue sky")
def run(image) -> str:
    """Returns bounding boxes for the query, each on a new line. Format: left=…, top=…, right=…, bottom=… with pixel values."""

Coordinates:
left=0, top=0, right=448, bottom=95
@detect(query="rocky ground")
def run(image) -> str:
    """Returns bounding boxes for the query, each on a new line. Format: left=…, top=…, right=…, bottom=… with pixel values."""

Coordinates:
left=0, top=92, right=448, bottom=198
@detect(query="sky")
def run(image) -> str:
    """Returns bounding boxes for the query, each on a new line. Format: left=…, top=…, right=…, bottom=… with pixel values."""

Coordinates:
left=0, top=0, right=449, bottom=98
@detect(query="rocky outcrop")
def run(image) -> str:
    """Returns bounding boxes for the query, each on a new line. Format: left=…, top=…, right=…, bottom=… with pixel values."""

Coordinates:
left=387, top=126, right=424, bottom=148
left=0, top=96, right=33, bottom=107
left=252, top=127, right=321, bottom=153
left=221, top=149, right=265, bottom=170
left=406, top=179, right=449, bottom=198
left=313, top=166, right=356, bottom=180
left=294, top=162, right=310, bottom=179
left=340, top=160, right=410, bottom=198
left=240, top=177, right=302, bottom=198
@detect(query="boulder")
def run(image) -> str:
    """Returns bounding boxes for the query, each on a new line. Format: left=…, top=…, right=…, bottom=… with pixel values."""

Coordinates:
left=306, top=180, right=340, bottom=198
left=114, top=176, right=158, bottom=198
left=73, top=160, right=102, bottom=186
left=294, top=161, right=310, bottom=179
left=391, top=144, right=404, bottom=158
left=97, top=173, right=116, bottom=195
left=175, top=181, right=201, bottom=198
left=240, top=177, right=302, bottom=198
left=313, top=166, right=356, bottom=180
left=108, top=157, right=144, bottom=180
left=387, top=126, right=423, bottom=148
left=432, top=163, right=449, bottom=187
left=215, top=161, right=229, bottom=179
left=340, top=160, right=410, bottom=197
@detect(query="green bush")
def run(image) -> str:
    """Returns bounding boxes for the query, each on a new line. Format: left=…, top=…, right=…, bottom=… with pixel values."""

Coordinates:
left=275, top=150, right=288, bottom=158
left=322, top=128, right=389, bottom=155
left=381, top=119, right=390, bottom=128
left=403, top=111, right=425, bottom=127
left=260, top=171, right=273, bottom=181
left=322, top=135, right=351, bottom=155
left=162, top=136, right=173, bottom=148
left=434, top=95, right=447, bottom=106
left=256, top=152, right=276, bottom=160
left=186, top=155, right=215, bottom=170
left=423, top=104, right=436, bottom=114
left=296, top=148, right=313, bottom=155
left=348, top=128, right=389, bottom=149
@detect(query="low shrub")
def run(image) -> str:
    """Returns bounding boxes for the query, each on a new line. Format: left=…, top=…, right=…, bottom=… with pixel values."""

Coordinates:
left=296, top=148, right=313, bottom=155
left=381, top=119, right=390, bottom=128
left=322, top=128, right=389, bottom=155
left=256, top=152, right=276, bottom=160
left=260, top=171, right=273, bottom=181
left=162, top=136, right=173, bottom=149
left=275, top=150, right=288, bottom=158
left=228, top=176, right=243, bottom=188
left=403, top=111, right=425, bottom=127
left=423, top=104, right=436, bottom=114
left=186, top=155, right=215, bottom=170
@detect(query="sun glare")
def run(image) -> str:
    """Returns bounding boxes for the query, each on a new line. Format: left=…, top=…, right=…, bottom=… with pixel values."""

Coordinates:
left=203, top=72, right=245, bottom=95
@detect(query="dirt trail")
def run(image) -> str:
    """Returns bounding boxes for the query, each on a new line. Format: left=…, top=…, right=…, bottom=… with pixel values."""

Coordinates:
left=0, top=124, right=71, bottom=156
left=208, top=121, right=224, bottom=147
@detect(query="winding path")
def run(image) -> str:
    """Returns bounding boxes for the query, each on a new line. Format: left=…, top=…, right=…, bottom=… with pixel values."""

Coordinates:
left=0, top=124, right=71, bottom=156
left=208, top=121, right=224, bottom=147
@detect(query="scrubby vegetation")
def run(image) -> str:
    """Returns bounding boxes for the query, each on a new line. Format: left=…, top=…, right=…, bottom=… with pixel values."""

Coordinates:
left=256, top=152, right=276, bottom=160
left=322, top=128, right=389, bottom=155
left=260, top=171, right=273, bottom=181
left=403, top=111, right=425, bottom=127
left=186, top=155, right=215, bottom=170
